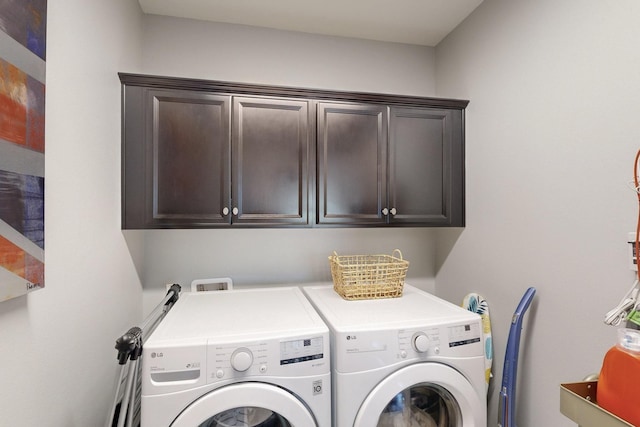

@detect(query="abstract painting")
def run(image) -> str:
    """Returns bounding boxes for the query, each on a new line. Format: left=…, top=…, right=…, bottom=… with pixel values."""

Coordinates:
left=0, top=0, right=46, bottom=302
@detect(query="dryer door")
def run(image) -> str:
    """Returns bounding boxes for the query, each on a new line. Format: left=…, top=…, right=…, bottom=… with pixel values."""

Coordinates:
left=354, top=363, right=486, bottom=427
left=171, top=382, right=317, bottom=426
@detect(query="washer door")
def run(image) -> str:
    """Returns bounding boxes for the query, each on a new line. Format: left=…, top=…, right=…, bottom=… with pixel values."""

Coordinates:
left=171, top=383, right=317, bottom=427
left=354, top=363, right=485, bottom=427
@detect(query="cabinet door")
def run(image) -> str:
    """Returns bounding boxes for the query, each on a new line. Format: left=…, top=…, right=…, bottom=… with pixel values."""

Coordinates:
left=123, top=88, right=231, bottom=228
left=232, top=97, right=311, bottom=225
left=317, top=102, right=387, bottom=225
left=388, top=107, right=464, bottom=226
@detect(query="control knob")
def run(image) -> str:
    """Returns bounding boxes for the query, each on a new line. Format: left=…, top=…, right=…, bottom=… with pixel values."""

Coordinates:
left=231, top=348, right=253, bottom=372
left=412, top=333, right=430, bottom=353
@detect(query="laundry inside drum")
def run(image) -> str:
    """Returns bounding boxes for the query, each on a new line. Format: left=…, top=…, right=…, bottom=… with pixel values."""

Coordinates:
left=199, top=406, right=291, bottom=427
left=377, top=384, right=462, bottom=427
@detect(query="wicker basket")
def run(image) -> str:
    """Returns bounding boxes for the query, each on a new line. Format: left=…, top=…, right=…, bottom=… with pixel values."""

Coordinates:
left=329, top=249, right=409, bottom=300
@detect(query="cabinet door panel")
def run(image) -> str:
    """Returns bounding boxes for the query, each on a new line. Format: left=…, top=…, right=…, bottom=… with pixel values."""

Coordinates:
left=151, top=90, right=231, bottom=226
left=389, top=107, right=463, bottom=225
left=318, top=103, right=387, bottom=224
left=233, top=97, right=310, bottom=225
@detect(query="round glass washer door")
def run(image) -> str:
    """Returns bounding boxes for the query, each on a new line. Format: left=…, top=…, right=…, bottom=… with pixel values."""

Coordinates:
left=354, top=363, right=485, bottom=427
left=170, top=382, right=317, bottom=427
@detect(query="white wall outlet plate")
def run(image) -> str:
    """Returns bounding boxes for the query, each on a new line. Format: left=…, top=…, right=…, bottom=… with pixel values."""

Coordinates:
left=190, top=277, right=233, bottom=292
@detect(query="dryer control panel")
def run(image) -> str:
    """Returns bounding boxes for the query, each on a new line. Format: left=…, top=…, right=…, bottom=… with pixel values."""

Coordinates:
left=334, top=321, right=482, bottom=374
left=397, top=322, right=481, bottom=357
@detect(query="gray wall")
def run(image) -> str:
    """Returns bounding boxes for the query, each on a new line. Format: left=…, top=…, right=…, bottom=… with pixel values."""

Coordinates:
left=141, top=15, right=437, bottom=96
left=0, top=0, right=144, bottom=426
left=435, top=1, right=640, bottom=425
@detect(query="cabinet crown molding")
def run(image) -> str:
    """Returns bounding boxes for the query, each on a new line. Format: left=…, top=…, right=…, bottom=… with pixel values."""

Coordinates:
left=118, top=73, right=469, bottom=110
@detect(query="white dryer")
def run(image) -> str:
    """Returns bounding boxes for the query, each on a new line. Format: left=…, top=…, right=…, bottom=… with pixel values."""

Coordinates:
left=141, top=287, right=331, bottom=427
left=303, top=284, right=486, bottom=427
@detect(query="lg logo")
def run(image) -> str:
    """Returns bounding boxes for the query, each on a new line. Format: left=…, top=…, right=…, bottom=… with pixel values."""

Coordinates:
left=346, top=335, right=357, bottom=340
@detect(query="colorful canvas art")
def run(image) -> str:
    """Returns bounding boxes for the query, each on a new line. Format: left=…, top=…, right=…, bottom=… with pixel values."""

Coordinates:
left=0, top=0, right=46, bottom=302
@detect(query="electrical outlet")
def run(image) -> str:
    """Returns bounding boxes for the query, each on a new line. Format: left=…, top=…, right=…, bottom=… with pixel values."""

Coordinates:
left=628, top=232, right=638, bottom=271
left=190, top=277, right=233, bottom=292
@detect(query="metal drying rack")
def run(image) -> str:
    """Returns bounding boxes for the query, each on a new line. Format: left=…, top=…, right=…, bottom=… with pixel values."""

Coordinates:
left=106, top=284, right=181, bottom=427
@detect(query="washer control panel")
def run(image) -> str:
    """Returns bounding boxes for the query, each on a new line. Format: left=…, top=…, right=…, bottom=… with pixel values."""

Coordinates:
left=208, top=336, right=326, bottom=383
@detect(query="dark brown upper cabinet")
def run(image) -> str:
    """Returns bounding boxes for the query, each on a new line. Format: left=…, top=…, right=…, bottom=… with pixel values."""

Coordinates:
left=121, top=86, right=231, bottom=228
left=317, top=104, right=464, bottom=227
left=119, top=73, right=467, bottom=229
left=121, top=85, right=311, bottom=228
left=387, top=106, right=464, bottom=226
left=317, top=102, right=388, bottom=225
left=232, top=96, right=311, bottom=225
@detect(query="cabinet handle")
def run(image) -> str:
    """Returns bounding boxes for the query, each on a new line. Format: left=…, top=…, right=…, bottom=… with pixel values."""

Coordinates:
left=382, top=208, right=389, bottom=216
left=390, top=208, right=397, bottom=216
left=232, top=207, right=239, bottom=216
left=222, top=207, right=229, bottom=216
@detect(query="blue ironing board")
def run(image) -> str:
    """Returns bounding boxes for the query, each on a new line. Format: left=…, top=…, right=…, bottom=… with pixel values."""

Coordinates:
left=498, top=287, right=536, bottom=427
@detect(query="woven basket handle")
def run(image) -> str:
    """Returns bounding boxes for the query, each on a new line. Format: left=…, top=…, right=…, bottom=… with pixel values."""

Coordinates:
left=392, top=249, right=403, bottom=260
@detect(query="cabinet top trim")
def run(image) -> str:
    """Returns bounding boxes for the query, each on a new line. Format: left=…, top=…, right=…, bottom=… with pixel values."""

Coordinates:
left=118, top=72, right=469, bottom=109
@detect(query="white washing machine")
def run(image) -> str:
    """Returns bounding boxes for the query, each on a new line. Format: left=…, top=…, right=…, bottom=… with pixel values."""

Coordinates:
left=303, top=284, right=486, bottom=427
left=141, top=287, right=331, bottom=427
